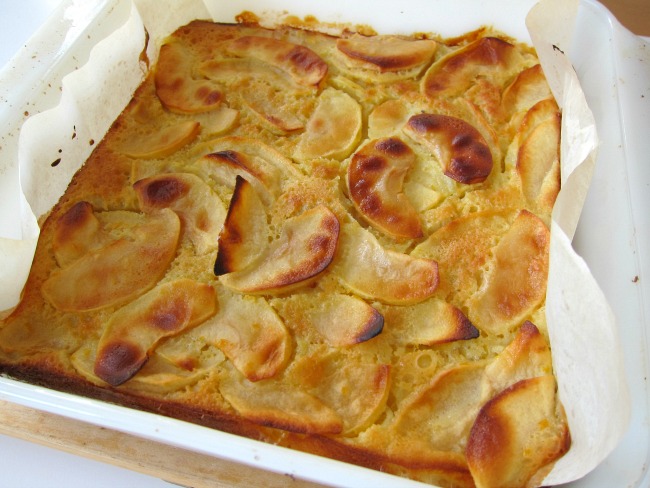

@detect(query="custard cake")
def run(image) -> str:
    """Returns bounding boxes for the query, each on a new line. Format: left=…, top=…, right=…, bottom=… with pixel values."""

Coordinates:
left=0, top=18, right=569, bottom=488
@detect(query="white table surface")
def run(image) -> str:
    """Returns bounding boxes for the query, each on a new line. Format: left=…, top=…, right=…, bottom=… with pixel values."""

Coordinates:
left=0, top=2, right=171, bottom=486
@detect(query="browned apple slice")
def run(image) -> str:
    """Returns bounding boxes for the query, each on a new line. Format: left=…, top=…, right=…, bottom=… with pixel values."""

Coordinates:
left=422, top=37, right=519, bottom=99
left=303, top=293, right=384, bottom=346
left=294, top=88, right=362, bottom=162
left=121, top=121, right=201, bottom=159
left=393, top=362, right=486, bottom=451
left=516, top=102, right=561, bottom=210
left=219, top=205, right=339, bottom=294
left=93, top=279, right=217, bottom=386
left=196, top=136, right=302, bottom=201
left=52, top=201, right=105, bottom=268
left=385, top=298, right=479, bottom=346
left=72, top=341, right=223, bottom=393
left=404, top=113, right=493, bottom=184
left=502, top=64, right=554, bottom=117
left=469, top=210, right=550, bottom=334
left=482, top=321, right=553, bottom=400
left=214, top=176, right=267, bottom=275
left=219, top=374, right=342, bottom=434
left=336, top=35, right=436, bottom=73
left=155, top=42, right=223, bottom=114
left=191, top=289, right=291, bottom=381
left=292, top=352, right=390, bottom=434
left=69, top=344, right=107, bottom=386
left=466, top=376, right=570, bottom=488
left=42, top=209, right=180, bottom=312
left=347, top=137, right=423, bottom=239
left=226, top=36, right=328, bottom=87
left=199, top=150, right=278, bottom=204
left=200, top=136, right=302, bottom=178
left=134, top=172, right=226, bottom=254
left=333, top=222, right=439, bottom=305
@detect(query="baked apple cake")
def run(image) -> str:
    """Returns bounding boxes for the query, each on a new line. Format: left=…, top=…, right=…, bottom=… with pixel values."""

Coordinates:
left=0, top=16, right=570, bottom=488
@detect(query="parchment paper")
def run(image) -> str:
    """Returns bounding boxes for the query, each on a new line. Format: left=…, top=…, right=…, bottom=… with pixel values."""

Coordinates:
left=0, top=0, right=630, bottom=484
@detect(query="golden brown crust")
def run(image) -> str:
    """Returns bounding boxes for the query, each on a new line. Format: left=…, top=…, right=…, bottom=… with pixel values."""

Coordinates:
left=0, top=19, right=567, bottom=488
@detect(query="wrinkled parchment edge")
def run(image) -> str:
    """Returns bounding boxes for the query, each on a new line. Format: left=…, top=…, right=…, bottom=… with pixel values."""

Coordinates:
left=527, top=0, right=630, bottom=483
left=0, top=0, right=630, bottom=484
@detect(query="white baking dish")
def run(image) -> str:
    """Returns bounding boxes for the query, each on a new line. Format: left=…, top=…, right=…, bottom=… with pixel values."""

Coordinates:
left=0, top=0, right=648, bottom=487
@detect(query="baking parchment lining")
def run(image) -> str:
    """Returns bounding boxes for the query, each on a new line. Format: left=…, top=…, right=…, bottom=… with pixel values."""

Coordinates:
left=0, top=0, right=630, bottom=484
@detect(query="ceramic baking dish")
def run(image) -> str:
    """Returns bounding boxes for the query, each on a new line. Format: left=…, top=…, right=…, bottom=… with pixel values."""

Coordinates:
left=0, top=0, right=648, bottom=486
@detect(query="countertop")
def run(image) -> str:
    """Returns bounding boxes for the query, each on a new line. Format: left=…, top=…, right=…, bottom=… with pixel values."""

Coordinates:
left=0, top=1, right=648, bottom=487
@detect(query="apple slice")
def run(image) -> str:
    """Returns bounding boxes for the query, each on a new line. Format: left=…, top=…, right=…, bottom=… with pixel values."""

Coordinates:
left=219, top=374, right=343, bottom=434
left=153, top=323, right=228, bottom=373
left=469, top=210, right=550, bottom=334
left=393, top=362, right=486, bottom=451
left=200, top=136, right=302, bottom=179
left=502, top=64, right=554, bottom=117
left=411, top=209, right=514, bottom=304
left=368, top=99, right=410, bottom=139
left=52, top=201, right=105, bottom=268
left=466, top=376, right=570, bottom=488
left=422, top=37, right=519, bottom=99
left=294, top=88, right=362, bottom=162
left=482, top=321, right=553, bottom=401
left=384, top=298, right=479, bottom=346
left=298, top=292, right=384, bottom=346
left=190, top=105, right=239, bottom=138
left=219, top=205, right=339, bottom=294
left=93, top=279, right=216, bottom=386
left=199, top=150, right=279, bottom=204
left=336, top=35, right=436, bottom=73
left=226, top=36, right=328, bottom=87
left=121, top=121, right=200, bottom=159
left=72, top=342, right=222, bottom=393
left=200, top=58, right=301, bottom=90
left=134, top=172, right=226, bottom=254
left=196, top=136, right=302, bottom=200
left=404, top=113, right=493, bottom=184
left=155, top=42, right=223, bottom=114
left=243, top=93, right=304, bottom=134
left=42, top=209, right=180, bottom=312
left=191, top=289, right=291, bottom=381
left=292, top=352, right=390, bottom=434
left=347, top=137, right=423, bottom=239
left=214, top=176, right=268, bottom=275
left=516, top=100, right=561, bottom=210
left=121, top=352, right=214, bottom=393
left=515, top=97, right=560, bottom=142
left=333, top=222, right=439, bottom=305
